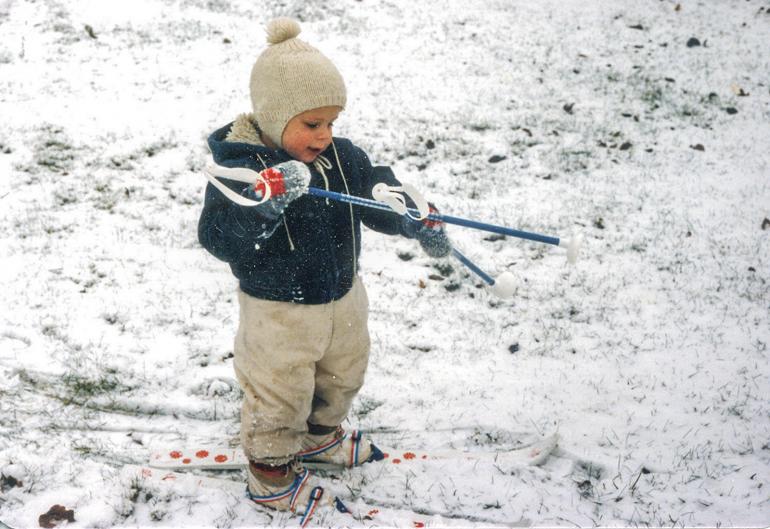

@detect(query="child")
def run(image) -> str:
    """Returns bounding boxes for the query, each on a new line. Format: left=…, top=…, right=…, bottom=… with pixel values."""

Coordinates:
left=197, top=17, right=451, bottom=516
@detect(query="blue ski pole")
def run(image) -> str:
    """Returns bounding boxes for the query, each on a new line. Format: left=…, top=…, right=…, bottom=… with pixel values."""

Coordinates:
left=451, top=248, right=517, bottom=298
left=310, top=188, right=521, bottom=298
left=308, top=187, right=582, bottom=264
left=203, top=161, right=580, bottom=295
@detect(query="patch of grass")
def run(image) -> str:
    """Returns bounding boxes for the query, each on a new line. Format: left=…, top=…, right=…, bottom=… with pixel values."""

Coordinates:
left=641, top=84, right=665, bottom=108
left=353, top=396, right=384, bottom=419
left=62, top=371, right=123, bottom=399
left=33, top=125, right=76, bottom=174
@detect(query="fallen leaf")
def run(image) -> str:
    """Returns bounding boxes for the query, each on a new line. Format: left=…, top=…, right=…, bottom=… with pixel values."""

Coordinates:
left=39, top=505, right=75, bottom=528
left=731, top=84, right=749, bottom=96
left=1, top=474, right=22, bottom=491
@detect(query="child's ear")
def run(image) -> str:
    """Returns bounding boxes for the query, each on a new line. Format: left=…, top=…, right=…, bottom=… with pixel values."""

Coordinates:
left=260, top=132, right=279, bottom=150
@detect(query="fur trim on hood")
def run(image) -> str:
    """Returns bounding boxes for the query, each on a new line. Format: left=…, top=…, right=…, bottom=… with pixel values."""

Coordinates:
left=225, top=113, right=265, bottom=146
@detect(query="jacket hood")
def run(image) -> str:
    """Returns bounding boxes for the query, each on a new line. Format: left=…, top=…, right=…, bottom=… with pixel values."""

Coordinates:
left=208, top=114, right=293, bottom=169
left=225, top=113, right=264, bottom=145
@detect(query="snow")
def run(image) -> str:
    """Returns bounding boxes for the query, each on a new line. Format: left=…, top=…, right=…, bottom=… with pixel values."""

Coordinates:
left=1, top=0, right=769, bottom=527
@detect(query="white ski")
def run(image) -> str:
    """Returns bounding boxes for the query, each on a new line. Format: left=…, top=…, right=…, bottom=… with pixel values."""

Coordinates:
left=122, top=464, right=511, bottom=527
left=148, top=433, right=559, bottom=471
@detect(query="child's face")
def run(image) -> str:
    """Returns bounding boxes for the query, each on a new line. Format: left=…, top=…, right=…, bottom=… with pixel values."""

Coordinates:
left=280, top=106, right=342, bottom=163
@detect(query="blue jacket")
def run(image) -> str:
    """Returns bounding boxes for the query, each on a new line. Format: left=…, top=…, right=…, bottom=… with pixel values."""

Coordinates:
left=198, top=121, right=412, bottom=304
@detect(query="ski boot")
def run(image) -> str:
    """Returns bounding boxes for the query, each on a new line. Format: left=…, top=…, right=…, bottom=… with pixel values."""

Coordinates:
left=298, top=425, right=385, bottom=469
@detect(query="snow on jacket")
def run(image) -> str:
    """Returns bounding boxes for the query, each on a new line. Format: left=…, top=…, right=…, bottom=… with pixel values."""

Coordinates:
left=198, top=115, right=413, bottom=304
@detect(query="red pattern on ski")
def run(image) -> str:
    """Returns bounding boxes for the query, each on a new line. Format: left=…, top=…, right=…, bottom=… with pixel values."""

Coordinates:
left=149, top=434, right=560, bottom=471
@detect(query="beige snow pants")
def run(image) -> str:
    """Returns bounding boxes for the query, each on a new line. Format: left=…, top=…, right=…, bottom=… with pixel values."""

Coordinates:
left=233, top=278, right=370, bottom=462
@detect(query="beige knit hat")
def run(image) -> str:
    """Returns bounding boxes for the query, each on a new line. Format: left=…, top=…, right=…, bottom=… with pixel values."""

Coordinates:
left=250, top=18, right=347, bottom=147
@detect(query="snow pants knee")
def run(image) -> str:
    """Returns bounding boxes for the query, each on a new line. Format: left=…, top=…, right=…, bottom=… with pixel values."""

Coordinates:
left=233, top=278, right=370, bottom=462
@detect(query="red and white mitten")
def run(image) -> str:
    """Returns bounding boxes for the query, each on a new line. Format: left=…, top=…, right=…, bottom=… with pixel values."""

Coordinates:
left=244, top=161, right=311, bottom=218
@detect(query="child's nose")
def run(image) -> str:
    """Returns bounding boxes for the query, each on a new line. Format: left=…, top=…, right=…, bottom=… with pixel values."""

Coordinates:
left=317, top=126, right=332, bottom=141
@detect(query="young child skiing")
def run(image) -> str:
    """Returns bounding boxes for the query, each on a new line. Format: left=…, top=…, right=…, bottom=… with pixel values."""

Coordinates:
left=197, top=17, right=451, bottom=518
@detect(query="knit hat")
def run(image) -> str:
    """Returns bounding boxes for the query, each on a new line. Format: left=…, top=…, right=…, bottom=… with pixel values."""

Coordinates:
left=250, top=18, right=347, bottom=147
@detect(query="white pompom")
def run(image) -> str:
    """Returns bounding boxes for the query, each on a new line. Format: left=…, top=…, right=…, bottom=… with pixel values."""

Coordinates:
left=266, top=17, right=301, bottom=45
left=490, top=272, right=517, bottom=299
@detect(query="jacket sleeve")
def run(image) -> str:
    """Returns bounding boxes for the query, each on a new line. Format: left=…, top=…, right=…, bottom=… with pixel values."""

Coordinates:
left=197, top=180, right=283, bottom=263
left=355, top=147, right=415, bottom=237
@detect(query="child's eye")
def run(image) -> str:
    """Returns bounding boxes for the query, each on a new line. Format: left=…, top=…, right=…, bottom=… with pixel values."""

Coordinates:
left=305, top=122, right=320, bottom=129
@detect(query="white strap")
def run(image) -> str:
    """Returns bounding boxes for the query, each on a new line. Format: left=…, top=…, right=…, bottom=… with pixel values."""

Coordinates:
left=371, top=182, right=431, bottom=220
left=203, top=163, right=271, bottom=207
left=206, top=161, right=432, bottom=223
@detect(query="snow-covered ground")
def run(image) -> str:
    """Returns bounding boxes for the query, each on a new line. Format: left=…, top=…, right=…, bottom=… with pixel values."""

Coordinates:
left=1, top=0, right=768, bottom=527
